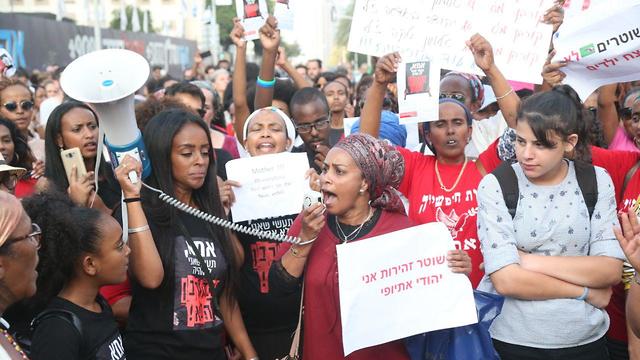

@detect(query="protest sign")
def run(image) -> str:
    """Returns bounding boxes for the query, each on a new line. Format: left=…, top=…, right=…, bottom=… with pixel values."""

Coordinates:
left=343, top=117, right=358, bottom=137
left=337, top=222, right=477, bottom=355
left=235, top=0, right=268, bottom=41
left=226, top=152, right=309, bottom=222
left=347, top=0, right=554, bottom=84
left=274, top=0, right=294, bottom=31
left=397, top=58, right=440, bottom=124
left=552, top=3, right=640, bottom=100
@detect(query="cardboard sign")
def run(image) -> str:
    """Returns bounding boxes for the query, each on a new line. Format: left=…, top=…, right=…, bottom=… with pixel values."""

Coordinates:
left=347, top=0, right=554, bottom=84
left=235, top=0, right=269, bottom=41
left=337, top=222, right=477, bottom=355
left=226, top=152, right=309, bottom=222
left=552, top=3, right=640, bottom=100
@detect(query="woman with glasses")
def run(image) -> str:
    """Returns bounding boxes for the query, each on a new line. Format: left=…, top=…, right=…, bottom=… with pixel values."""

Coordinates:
left=0, top=191, right=39, bottom=359
left=40, top=101, right=121, bottom=212
left=599, top=85, right=640, bottom=152
left=0, top=78, right=45, bottom=162
left=0, top=117, right=43, bottom=197
left=21, top=192, right=129, bottom=360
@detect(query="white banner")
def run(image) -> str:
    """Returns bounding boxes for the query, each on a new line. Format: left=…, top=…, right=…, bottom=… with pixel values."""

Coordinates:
left=552, top=3, right=640, bottom=100
left=347, top=0, right=554, bottom=84
left=226, top=152, right=309, bottom=222
left=397, top=58, right=440, bottom=124
left=235, top=0, right=269, bottom=41
left=337, top=222, right=477, bottom=355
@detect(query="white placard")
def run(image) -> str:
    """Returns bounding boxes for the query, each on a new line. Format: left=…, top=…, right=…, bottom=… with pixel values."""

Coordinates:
left=235, top=0, right=269, bottom=41
left=552, top=3, right=640, bottom=100
left=226, top=152, right=309, bottom=222
left=343, top=117, right=359, bottom=137
left=273, top=0, right=294, bottom=31
left=337, top=222, right=477, bottom=355
left=397, top=58, right=440, bottom=124
left=347, top=0, right=554, bottom=84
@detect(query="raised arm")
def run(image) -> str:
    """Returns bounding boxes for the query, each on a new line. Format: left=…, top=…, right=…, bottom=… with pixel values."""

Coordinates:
left=597, top=84, right=620, bottom=145
left=359, top=52, right=401, bottom=137
left=467, top=33, right=520, bottom=128
left=114, top=156, right=164, bottom=289
left=254, top=16, right=280, bottom=111
left=230, top=18, right=250, bottom=144
left=276, top=46, right=312, bottom=89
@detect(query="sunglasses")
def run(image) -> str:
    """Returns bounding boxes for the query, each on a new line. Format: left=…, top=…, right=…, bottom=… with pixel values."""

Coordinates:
left=2, top=100, right=34, bottom=113
left=295, top=118, right=330, bottom=134
left=439, top=93, right=466, bottom=103
left=1, top=223, right=41, bottom=250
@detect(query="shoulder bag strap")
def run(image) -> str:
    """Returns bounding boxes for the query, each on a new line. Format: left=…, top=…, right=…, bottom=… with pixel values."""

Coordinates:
left=492, top=161, right=519, bottom=219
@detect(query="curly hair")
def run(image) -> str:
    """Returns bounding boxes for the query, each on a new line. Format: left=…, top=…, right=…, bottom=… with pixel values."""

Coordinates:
left=134, top=96, right=190, bottom=132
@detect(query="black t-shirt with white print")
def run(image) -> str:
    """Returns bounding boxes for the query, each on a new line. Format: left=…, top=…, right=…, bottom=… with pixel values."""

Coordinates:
left=30, top=295, right=125, bottom=360
left=124, top=212, right=227, bottom=360
left=236, top=214, right=301, bottom=333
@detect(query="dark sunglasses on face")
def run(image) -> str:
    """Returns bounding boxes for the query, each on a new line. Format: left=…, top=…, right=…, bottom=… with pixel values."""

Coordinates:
left=295, top=118, right=330, bottom=134
left=439, top=93, right=466, bottom=103
left=2, top=100, right=34, bottom=112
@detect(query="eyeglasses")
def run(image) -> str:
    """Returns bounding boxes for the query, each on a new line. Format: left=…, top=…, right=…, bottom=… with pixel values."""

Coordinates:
left=295, top=118, right=330, bottom=133
left=0, top=172, right=18, bottom=191
left=439, top=93, right=466, bottom=103
left=2, top=100, right=34, bottom=113
left=2, top=223, right=41, bottom=250
left=620, top=107, right=633, bottom=120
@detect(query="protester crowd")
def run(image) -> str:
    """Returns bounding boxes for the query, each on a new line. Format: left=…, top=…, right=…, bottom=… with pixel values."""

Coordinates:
left=3, top=2, right=640, bottom=359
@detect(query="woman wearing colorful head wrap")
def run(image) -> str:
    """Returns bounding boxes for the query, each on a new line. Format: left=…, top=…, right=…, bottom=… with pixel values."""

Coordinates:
left=269, top=133, right=471, bottom=360
left=0, top=191, right=40, bottom=359
left=357, top=44, right=517, bottom=288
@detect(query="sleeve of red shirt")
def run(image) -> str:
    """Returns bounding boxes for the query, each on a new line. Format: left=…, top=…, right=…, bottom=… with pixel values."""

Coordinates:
left=99, top=278, right=131, bottom=305
left=591, top=146, right=640, bottom=203
left=476, top=138, right=501, bottom=174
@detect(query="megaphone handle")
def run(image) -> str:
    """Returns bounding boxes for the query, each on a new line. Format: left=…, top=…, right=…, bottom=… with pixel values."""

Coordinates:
left=128, top=170, right=139, bottom=184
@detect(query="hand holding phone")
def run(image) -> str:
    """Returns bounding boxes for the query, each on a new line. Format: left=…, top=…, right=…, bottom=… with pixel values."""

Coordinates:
left=61, top=148, right=87, bottom=183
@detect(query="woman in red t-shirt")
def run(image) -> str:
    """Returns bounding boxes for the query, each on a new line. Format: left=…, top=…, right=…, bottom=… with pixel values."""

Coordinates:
left=0, top=117, right=42, bottom=197
left=357, top=40, right=518, bottom=287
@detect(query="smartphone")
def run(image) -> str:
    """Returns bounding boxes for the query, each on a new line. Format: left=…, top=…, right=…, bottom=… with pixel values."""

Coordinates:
left=199, top=50, right=212, bottom=58
left=60, top=147, right=87, bottom=182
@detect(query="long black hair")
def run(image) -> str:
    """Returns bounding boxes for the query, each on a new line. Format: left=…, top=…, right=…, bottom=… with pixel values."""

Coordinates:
left=141, top=109, right=238, bottom=301
left=517, top=85, right=591, bottom=162
left=43, top=101, right=113, bottom=192
left=0, top=117, right=34, bottom=173
left=22, top=191, right=104, bottom=307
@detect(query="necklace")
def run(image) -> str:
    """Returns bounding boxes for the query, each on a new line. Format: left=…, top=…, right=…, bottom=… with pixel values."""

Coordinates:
left=435, top=157, right=468, bottom=192
left=336, top=207, right=373, bottom=243
left=0, top=327, right=28, bottom=359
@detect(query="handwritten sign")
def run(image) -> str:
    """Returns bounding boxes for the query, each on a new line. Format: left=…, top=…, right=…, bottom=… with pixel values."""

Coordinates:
left=347, top=0, right=554, bottom=84
left=552, top=4, right=640, bottom=100
left=397, top=58, right=440, bottom=124
left=225, top=152, right=309, bottom=222
left=235, top=0, right=269, bottom=41
left=337, top=222, right=477, bottom=355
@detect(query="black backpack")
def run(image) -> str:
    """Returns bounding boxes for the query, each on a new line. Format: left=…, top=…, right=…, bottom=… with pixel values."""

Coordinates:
left=492, top=160, right=598, bottom=219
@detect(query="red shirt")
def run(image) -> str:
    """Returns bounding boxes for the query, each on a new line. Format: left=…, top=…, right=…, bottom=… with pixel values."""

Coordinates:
left=592, top=146, right=640, bottom=342
left=15, top=178, right=37, bottom=198
left=279, top=211, right=412, bottom=360
left=396, top=144, right=499, bottom=288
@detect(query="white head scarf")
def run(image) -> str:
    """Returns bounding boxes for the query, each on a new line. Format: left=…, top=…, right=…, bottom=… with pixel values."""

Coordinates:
left=242, top=106, right=296, bottom=154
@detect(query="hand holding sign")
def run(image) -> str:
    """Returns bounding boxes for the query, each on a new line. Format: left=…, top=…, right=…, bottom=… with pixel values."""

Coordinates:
left=230, top=18, right=247, bottom=49
left=259, top=16, right=280, bottom=53
left=467, top=33, right=496, bottom=74
left=373, top=52, right=401, bottom=86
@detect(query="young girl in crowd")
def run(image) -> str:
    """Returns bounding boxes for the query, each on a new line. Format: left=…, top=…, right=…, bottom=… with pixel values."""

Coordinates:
left=476, top=85, right=624, bottom=359
left=112, top=109, right=256, bottom=360
left=25, top=192, right=129, bottom=360
left=0, top=117, right=43, bottom=197
left=0, top=78, right=45, bottom=162
left=358, top=36, right=517, bottom=287
left=40, top=101, right=121, bottom=212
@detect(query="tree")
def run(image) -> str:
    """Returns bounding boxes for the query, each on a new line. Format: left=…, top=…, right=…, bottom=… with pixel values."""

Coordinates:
left=110, top=6, right=155, bottom=33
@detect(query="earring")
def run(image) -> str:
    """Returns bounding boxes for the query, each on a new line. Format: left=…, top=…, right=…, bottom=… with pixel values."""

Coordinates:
left=359, top=189, right=365, bottom=194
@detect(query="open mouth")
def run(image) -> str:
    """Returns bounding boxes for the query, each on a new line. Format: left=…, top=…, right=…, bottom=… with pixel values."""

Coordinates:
left=322, top=189, right=337, bottom=206
left=257, top=142, right=275, bottom=151
left=445, top=139, right=458, bottom=146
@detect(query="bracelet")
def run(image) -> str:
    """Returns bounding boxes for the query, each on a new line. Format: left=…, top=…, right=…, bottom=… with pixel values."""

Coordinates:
left=575, top=286, right=589, bottom=301
left=495, top=88, right=514, bottom=100
left=289, top=246, right=307, bottom=258
left=297, top=236, right=317, bottom=246
left=123, top=197, right=141, bottom=203
left=257, top=76, right=276, bottom=88
left=128, top=225, right=150, bottom=234
left=248, top=357, right=260, bottom=360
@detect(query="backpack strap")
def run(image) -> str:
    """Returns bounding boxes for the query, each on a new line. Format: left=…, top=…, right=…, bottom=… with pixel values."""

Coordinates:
left=573, top=160, right=598, bottom=220
left=492, top=161, right=519, bottom=219
left=621, top=160, right=640, bottom=198
left=31, top=309, right=83, bottom=339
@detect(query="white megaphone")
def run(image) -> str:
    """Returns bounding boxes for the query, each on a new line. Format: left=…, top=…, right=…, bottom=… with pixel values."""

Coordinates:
left=60, top=49, right=151, bottom=179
